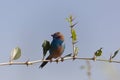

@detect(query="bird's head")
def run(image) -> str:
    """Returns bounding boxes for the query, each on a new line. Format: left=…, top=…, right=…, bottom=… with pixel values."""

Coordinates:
left=51, top=32, right=64, bottom=41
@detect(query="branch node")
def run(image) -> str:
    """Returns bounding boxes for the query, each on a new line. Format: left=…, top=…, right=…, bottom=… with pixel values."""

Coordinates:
left=61, top=57, right=64, bottom=62
left=93, top=55, right=96, bottom=61
left=55, top=59, right=59, bottom=63
left=109, top=56, right=112, bottom=63
left=9, top=61, right=13, bottom=65
left=25, top=60, right=32, bottom=66
left=73, top=55, right=76, bottom=60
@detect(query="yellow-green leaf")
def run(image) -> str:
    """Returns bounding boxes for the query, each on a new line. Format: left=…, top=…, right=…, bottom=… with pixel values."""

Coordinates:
left=69, top=15, right=73, bottom=22
left=66, top=18, right=70, bottom=23
left=66, top=15, right=73, bottom=26
left=74, top=47, right=79, bottom=56
left=71, top=29, right=77, bottom=41
left=11, top=47, right=21, bottom=61
left=95, top=48, right=102, bottom=57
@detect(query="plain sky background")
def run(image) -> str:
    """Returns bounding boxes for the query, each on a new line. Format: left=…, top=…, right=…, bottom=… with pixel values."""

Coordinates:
left=0, top=0, right=120, bottom=80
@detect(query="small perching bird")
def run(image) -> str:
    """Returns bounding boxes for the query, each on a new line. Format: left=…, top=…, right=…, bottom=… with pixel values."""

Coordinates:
left=40, top=32, right=65, bottom=68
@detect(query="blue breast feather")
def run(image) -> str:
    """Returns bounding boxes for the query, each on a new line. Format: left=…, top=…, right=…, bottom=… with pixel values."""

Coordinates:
left=49, top=39, right=65, bottom=54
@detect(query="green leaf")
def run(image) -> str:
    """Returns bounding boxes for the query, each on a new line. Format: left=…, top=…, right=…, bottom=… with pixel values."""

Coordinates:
left=111, top=49, right=120, bottom=59
left=69, top=16, right=72, bottom=26
left=42, top=40, right=50, bottom=59
left=66, top=15, right=73, bottom=26
left=11, top=47, right=21, bottom=61
left=66, top=18, right=70, bottom=23
left=71, top=29, right=77, bottom=42
left=95, top=48, right=102, bottom=57
left=69, top=15, right=73, bottom=22
left=74, top=47, right=79, bottom=57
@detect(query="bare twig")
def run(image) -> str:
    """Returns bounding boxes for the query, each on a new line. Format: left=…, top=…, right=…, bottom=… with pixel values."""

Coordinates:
left=0, top=56, right=120, bottom=66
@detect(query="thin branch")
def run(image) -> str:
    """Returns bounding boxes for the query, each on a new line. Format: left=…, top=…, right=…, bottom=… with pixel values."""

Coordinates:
left=0, top=56, right=120, bottom=66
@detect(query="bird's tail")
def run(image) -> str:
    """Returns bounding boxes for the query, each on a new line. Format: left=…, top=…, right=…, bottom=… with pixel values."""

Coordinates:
left=39, top=56, right=52, bottom=68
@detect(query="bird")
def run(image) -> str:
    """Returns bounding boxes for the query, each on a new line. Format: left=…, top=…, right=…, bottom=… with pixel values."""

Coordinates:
left=40, top=32, right=65, bottom=68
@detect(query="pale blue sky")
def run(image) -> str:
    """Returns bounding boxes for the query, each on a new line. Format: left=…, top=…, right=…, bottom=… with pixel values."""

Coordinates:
left=0, top=0, right=120, bottom=80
